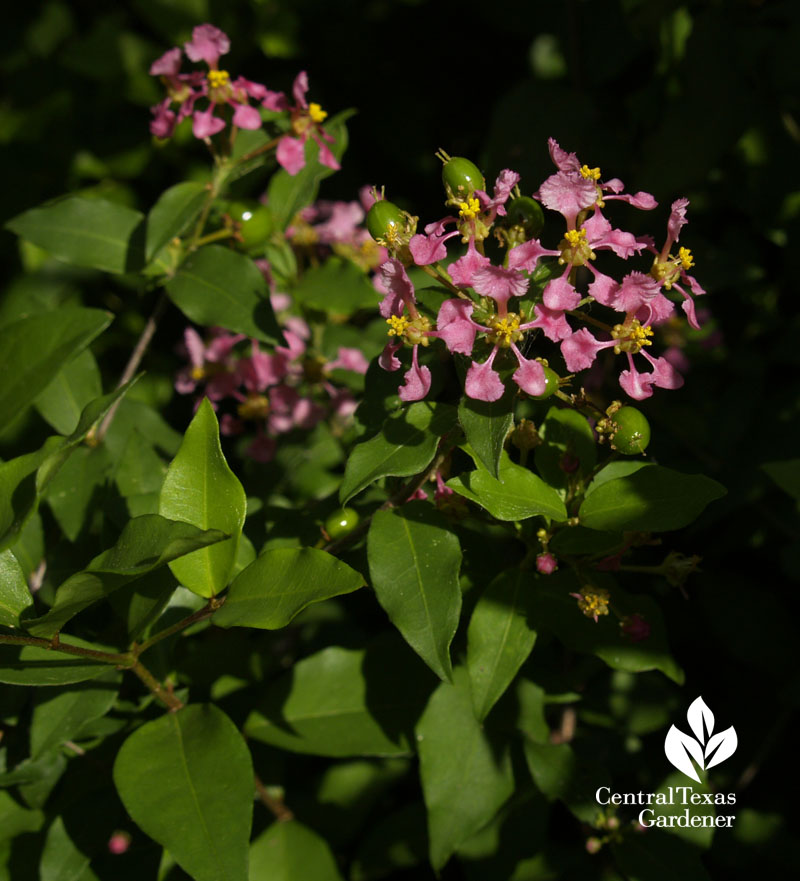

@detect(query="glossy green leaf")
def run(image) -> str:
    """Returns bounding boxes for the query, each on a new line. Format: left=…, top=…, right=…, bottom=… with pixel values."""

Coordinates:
left=367, top=502, right=462, bottom=681
left=45, top=444, right=110, bottom=542
left=582, top=460, right=649, bottom=496
left=39, top=815, right=90, bottom=881
left=0, top=636, right=111, bottom=686
left=458, top=386, right=515, bottom=479
left=448, top=451, right=567, bottom=522
left=146, top=181, right=207, bottom=261
left=534, top=405, right=596, bottom=489
left=579, top=465, right=726, bottom=532
left=651, top=774, right=716, bottom=848
left=526, top=573, right=684, bottom=683
left=113, top=704, right=253, bottom=881
left=165, top=245, right=283, bottom=345
left=523, top=740, right=608, bottom=823
left=0, top=791, right=44, bottom=841
left=267, top=111, right=353, bottom=229
left=340, top=401, right=456, bottom=504
left=466, top=569, right=538, bottom=721
left=0, top=549, right=33, bottom=627
left=415, top=667, right=514, bottom=870
left=34, top=349, right=102, bottom=435
left=761, top=458, right=800, bottom=502
left=159, top=399, right=246, bottom=597
left=249, top=821, right=345, bottom=881
left=291, top=257, right=378, bottom=313
left=214, top=547, right=364, bottom=630
left=30, top=670, right=120, bottom=757
left=25, top=515, right=227, bottom=637
left=5, top=196, right=144, bottom=273
left=245, top=637, right=433, bottom=757
left=0, top=308, right=111, bottom=423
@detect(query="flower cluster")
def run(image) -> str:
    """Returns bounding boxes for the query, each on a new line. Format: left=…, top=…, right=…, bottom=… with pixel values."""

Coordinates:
left=369, top=139, right=705, bottom=402
left=149, top=24, right=337, bottom=175
left=174, top=297, right=367, bottom=462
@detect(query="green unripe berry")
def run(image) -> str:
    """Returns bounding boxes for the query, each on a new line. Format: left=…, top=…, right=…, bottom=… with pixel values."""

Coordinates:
left=532, top=365, right=560, bottom=399
left=442, top=157, right=485, bottom=198
left=611, top=407, right=651, bottom=455
left=324, top=507, right=360, bottom=539
left=506, top=196, right=544, bottom=238
left=228, top=200, right=273, bottom=249
left=366, top=199, right=405, bottom=243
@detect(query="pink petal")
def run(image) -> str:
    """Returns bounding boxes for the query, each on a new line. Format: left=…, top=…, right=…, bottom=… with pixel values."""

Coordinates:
left=379, top=342, right=402, bottom=372
left=524, top=304, right=573, bottom=341
left=262, top=89, right=289, bottom=111
left=668, top=198, right=689, bottom=245
left=231, top=102, right=262, bottom=130
left=507, top=239, right=557, bottom=272
left=615, top=271, right=661, bottom=313
left=150, top=47, right=182, bottom=77
left=547, top=138, right=580, bottom=173
left=377, top=258, right=415, bottom=318
left=276, top=135, right=306, bottom=175
left=433, top=299, right=481, bottom=355
left=561, top=328, right=612, bottom=372
left=587, top=269, right=619, bottom=307
left=543, top=275, right=580, bottom=311
left=538, top=171, right=596, bottom=225
left=486, top=168, right=520, bottom=216
left=150, top=99, right=177, bottom=138
left=448, top=239, right=490, bottom=286
left=409, top=230, right=455, bottom=265
left=465, top=349, right=504, bottom=402
left=317, top=140, right=340, bottom=170
left=609, top=191, right=658, bottom=210
left=642, top=353, right=684, bottom=390
left=246, top=435, right=277, bottom=462
left=184, top=24, right=230, bottom=66
left=619, top=365, right=656, bottom=400
left=292, top=71, right=309, bottom=108
left=636, top=292, right=675, bottom=325
left=472, top=265, right=529, bottom=305
left=398, top=347, right=431, bottom=401
left=192, top=108, right=226, bottom=139
left=327, top=347, right=370, bottom=374
left=184, top=328, right=206, bottom=368
left=511, top=346, right=546, bottom=396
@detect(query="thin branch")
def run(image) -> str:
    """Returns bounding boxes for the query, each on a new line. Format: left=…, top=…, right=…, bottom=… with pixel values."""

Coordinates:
left=134, top=597, right=224, bottom=655
left=0, top=634, right=130, bottom=665
left=127, top=659, right=184, bottom=712
left=255, top=774, right=294, bottom=822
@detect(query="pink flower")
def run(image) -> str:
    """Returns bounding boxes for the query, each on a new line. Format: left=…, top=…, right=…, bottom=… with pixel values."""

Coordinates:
left=375, top=258, right=417, bottom=318
left=430, top=299, right=481, bottom=355
left=448, top=239, right=491, bottom=286
left=409, top=218, right=460, bottom=265
left=472, top=265, right=529, bottom=306
left=326, top=347, right=370, bottom=374
left=184, top=24, right=230, bottom=67
left=620, top=613, right=651, bottom=642
left=465, top=349, right=506, bottom=401
left=398, top=347, right=432, bottom=402
left=536, top=553, right=558, bottom=575
left=175, top=327, right=243, bottom=400
left=274, top=71, right=339, bottom=175
left=474, top=168, right=521, bottom=217
left=108, top=832, right=131, bottom=855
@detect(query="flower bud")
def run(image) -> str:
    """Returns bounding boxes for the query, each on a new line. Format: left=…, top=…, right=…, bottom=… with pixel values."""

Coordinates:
left=366, top=199, right=406, bottom=243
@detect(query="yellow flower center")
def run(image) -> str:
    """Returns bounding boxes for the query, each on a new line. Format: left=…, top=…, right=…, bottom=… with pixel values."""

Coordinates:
left=458, top=197, right=481, bottom=221
left=577, top=587, right=610, bottom=619
left=207, top=69, right=230, bottom=89
left=678, top=247, right=694, bottom=270
left=387, top=315, right=410, bottom=337
left=580, top=165, right=601, bottom=181
left=489, top=314, right=522, bottom=348
left=190, top=365, right=205, bottom=381
left=564, top=228, right=587, bottom=247
left=309, top=102, right=328, bottom=123
left=559, top=227, right=595, bottom=267
left=237, top=394, right=270, bottom=420
left=611, top=320, right=654, bottom=354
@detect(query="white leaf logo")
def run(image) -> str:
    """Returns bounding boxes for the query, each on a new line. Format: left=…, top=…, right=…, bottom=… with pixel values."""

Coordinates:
left=664, top=696, right=737, bottom=782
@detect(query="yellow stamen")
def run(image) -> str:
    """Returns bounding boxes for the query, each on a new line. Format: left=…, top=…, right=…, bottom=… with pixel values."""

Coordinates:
left=386, top=315, right=409, bottom=337
left=237, top=394, right=270, bottom=420
left=611, top=320, right=653, bottom=354
left=309, top=102, right=328, bottom=123
left=190, top=365, right=205, bottom=381
left=491, top=314, right=521, bottom=347
left=207, top=69, right=230, bottom=89
left=564, top=228, right=587, bottom=247
left=678, top=247, right=694, bottom=270
left=576, top=587, right=610, bottom=619
left=580, top=165, right=601, bottom=181
left=458, top=197, right=481, bottom=221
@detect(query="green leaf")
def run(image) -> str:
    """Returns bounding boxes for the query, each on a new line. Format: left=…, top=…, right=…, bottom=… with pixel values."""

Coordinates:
left=39, top=815, right=90, bottom=881
left=415, top=667, right=514, bottom=870
left=30, top=670, right=120, bottom=758
left=650, top=774, right=717, bottom=848
left=0, top=790, right=44, bottom=841
left=0, top=636, right=111, bottom=686
left=526, top=572, right=684, bottom=683
left=113, top=704, right=253, bottom=881
left=0, top=308, right=111, bottom=424
left=0, top=549, right=34, bottom=627
left=5, top=196, right=144, bottom=273
left=448, top=450, right=567, bottom=522
left=340, top=402, right=455, bottom=505
left=367, top=502, right=462, bottom=682
left=34, top=349, right=102, bottom=435
left=534, top=406, right=596, bottom=489
left=146, top=181, right=207, bottom=261
left=457, top=386, right=515, bottom=479
left=523, top=740, right=607, bottom=823
left=249, top=821, right=345, bottom=881
left=351, top=804, right=427, bottom=881
left=611, top=831, right=714, bottom=881
left=466, top=569, right=538, bottom=721
left=165, top=245, right=283, bottom=346
left=159, top=399, right=247, bottom=597
left=579, top=465, right=726, bottom=532
left=245, top=636, right=433, bottom=757
left=761, top=458, right=800, bottom=502
left=45, top=445, right=110, bottom=542
left=291, top=257, right=378, bottom=313
left=24, top=515, right=227, bottom=637
left=214, top=547, right=364, bottom=630
left=267, top=110, right=354, bottom=229
left=582, top=460, right=649, bottom=496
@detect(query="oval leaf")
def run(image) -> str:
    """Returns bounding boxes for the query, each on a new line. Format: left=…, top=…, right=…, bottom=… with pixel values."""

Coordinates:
left=466, top=569, right=538, bottom=721
left=165, top=245, right=283, bottom=345
left=5, top=196, right=144, bottom=273
left=0, top=636, right=111, bottom=686
left=367, top=502, right=462, bottom=682
left=0, top=549, right=33, bottom=627
left=214, top=547, right=364, bottom=630
left=250, top=821, right=345, bottom=881
left=159, top=399, right=246, bottom=597
left=146, top=181, right=207, bottom=261
left=457, top=386, right=515, bottom=479
left=113, top=704, right=253, bottom=881
left=579, top=466, right=726, bottom=532
left=34, top=348, right=102, bottom=435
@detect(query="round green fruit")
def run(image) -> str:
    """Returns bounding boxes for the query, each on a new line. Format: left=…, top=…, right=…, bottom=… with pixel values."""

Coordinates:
left=324, top=507, right=360, bottom=539
left=366, top=199, right=405, bottom=242
left=532, top=365, right=560, bottom=399
left=228, top=200, right=273, bottom=249
left=442, top=157, right=485, bottom=198
left=611, top=407, right=651, bottom=455
left=506, top=196, right=545, bottom=238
